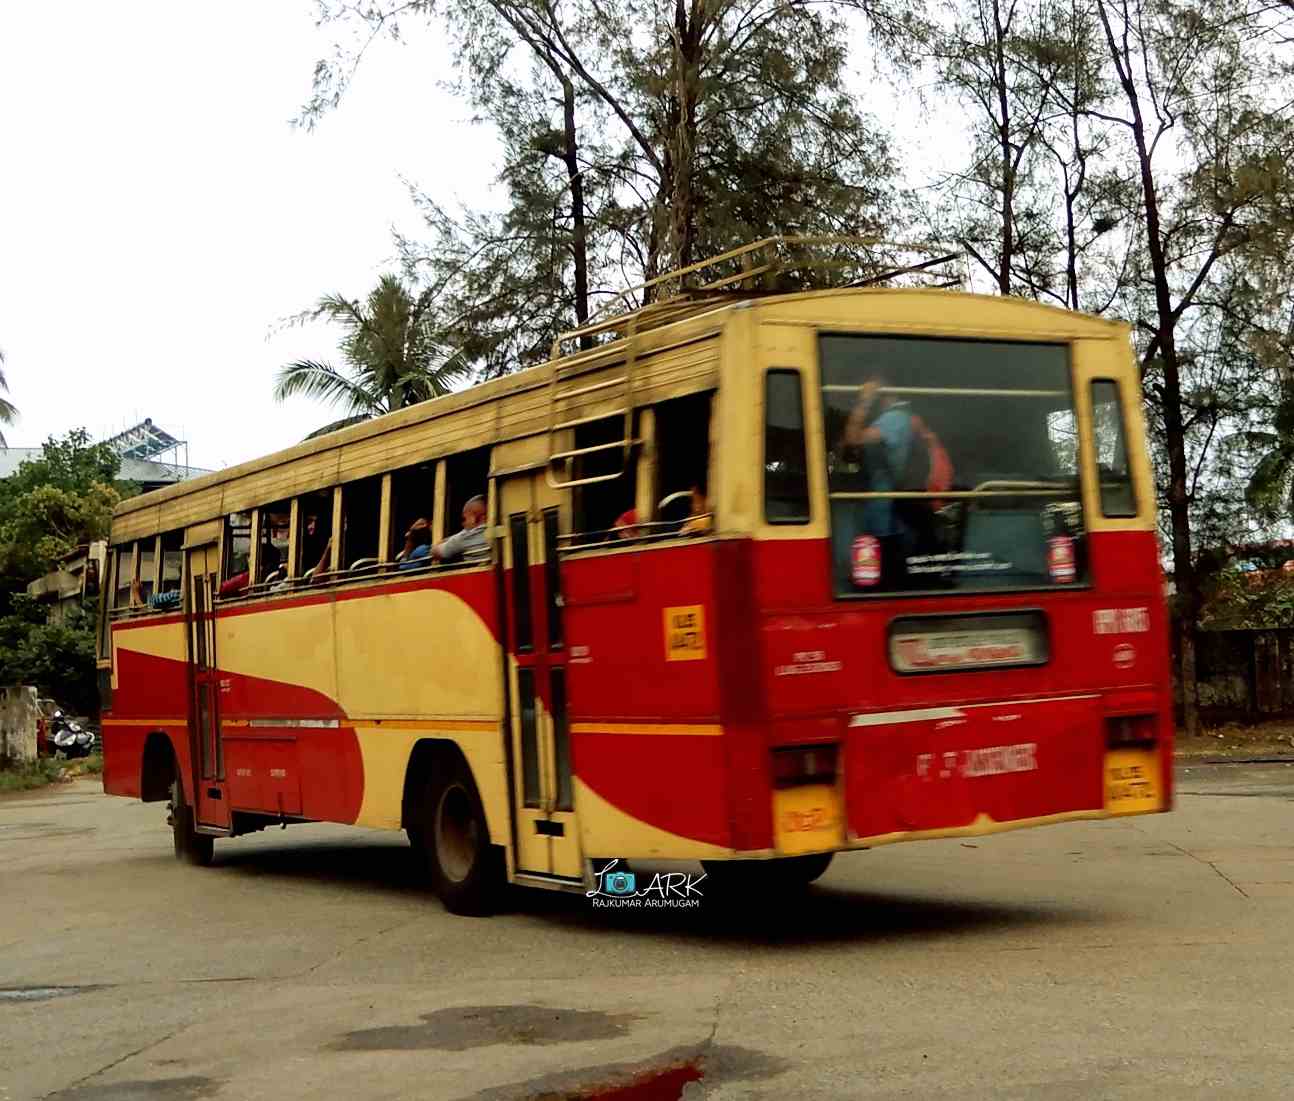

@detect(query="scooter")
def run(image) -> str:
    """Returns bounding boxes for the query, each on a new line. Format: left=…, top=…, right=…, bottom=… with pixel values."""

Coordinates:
left=49, top=712, right=95, bottom=759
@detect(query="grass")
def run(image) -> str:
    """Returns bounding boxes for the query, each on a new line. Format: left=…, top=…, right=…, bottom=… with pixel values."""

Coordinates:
left=0, top=752, right=102, bottom=794
left=0, top=758, right=66, bottom=793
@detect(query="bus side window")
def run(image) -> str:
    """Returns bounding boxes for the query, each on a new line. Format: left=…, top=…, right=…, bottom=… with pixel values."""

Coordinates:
left=1090, top=379, right=1137, bottom=517
left=114, top=543, right=135, bottom=610
left=98, top=549, right=117, bottom=658
left=222, top=512, right=252, bottom=592
left=257, top=502, right=291, bottom=583
left=765, top=370, right=810, bottom=523
left=340, top=476, right=383, bottom=570
left=296, top=490, right=333, bottom=577
left=652, top=391, right=712, bottom=533
left=573, top=415, right=637, bottom=538
left=139, top=539, right=156, bottom=602
left=159, top=532, right=184, bottom=594
left=390, top=462, right=436, bottom=562
left=444, top=447, right=492, bottom=560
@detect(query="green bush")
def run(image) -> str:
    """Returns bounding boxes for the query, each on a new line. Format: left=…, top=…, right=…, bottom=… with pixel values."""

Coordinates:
left=0, top=758, right=65, bottom=794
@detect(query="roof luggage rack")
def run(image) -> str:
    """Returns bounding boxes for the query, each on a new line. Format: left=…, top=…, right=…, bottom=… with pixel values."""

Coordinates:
left=544, top=236, right=963, bottom=489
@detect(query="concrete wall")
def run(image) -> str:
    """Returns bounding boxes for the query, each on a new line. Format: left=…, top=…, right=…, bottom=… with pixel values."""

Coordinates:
left=0, top=686, right=38, bottom=764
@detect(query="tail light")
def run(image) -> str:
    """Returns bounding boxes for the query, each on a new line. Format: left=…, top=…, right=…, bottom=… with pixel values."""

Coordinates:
left=772, top=744, right=838, bottom=788
left=1106, top=714, right=1156, bottom=748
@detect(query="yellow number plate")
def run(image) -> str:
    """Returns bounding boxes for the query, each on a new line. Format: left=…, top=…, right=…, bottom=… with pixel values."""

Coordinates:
left=773, top=783, right=845, bottom=855
left=1104, top=748, right=1163, bottom=814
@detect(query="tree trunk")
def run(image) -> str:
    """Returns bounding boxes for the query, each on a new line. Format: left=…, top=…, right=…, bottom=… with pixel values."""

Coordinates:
left=559, top=75, right=592, bottom=350
left=668, top=0, right=702, bottom=273
left=993, top=0, right=1013, bottom=295
left=1096, top=0, right=1200, bottom=737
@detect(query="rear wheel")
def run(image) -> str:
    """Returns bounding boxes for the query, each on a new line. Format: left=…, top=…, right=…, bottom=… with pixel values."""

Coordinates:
left=411, top=755, right=500, bottom=916
left=701, top=853, right=833, bottom=892
left=169, top=779, right=214, bottom=867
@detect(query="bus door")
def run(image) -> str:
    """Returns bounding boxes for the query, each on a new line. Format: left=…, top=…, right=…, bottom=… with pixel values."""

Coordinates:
left=498, top=472, right=581, bottom=880
left=185, top=541, right=229, bottom=830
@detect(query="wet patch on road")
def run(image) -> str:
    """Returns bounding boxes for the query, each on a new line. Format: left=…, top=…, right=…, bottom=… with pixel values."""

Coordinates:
left=331, top=1004, right=639, bottom=1051
left=0, top=984, right=101, bottom=1003
left=48, top=1076, right=220, bottom=1100
left=466, top=1043, right=786, bottom=1100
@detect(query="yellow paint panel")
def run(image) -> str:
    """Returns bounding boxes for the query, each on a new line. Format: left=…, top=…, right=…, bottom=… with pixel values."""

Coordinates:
left=1104, top=748, right=1163, bottom=814
left=215, top=601, right=339, bottom=703
left=773, top=783, right=844, bottom=855
left=573, top=777, right=729, bottom=861
left=334, top=587, right=501, bottom=719
left=663, top=605, right=707, bottom=662
left=353, top=725, right=509, bottom=842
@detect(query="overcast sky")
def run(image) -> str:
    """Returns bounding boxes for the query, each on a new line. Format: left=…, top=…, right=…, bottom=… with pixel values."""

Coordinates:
left=0, top=4, right=941, bottom=475
left=0, top=2, right=498, bottom=471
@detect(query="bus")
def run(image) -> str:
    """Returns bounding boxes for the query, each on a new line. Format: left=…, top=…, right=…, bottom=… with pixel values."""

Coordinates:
left=99, top=240, right=1172, bottom=914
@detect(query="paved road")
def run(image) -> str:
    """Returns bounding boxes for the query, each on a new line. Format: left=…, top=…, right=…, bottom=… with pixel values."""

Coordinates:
left=2, top=764, right=1292, bottom=1100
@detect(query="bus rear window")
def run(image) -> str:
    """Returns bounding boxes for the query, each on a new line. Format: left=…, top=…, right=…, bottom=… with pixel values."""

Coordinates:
left=820, top=335, right=1084, bottom=596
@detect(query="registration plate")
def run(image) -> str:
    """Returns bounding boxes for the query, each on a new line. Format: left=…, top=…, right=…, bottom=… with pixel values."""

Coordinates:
left=1104, top=748, right=1162, bottom=814
left=773, top=784, right=844, bottom=855
left=888, top=612, right=1048, bottom=674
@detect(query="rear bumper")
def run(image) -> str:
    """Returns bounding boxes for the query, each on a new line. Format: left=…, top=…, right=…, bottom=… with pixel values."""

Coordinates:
left=766, top=694, right=1168, bottom=857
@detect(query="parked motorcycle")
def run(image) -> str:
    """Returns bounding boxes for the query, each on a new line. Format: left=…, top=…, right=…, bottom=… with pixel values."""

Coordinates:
left=49, top=712, right=95, bottom=759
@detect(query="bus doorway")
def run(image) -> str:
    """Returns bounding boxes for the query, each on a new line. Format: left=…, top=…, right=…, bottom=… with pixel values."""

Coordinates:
left=497, top=472, right=581, bottom=881
left=186, top=541, right=229, bottom=831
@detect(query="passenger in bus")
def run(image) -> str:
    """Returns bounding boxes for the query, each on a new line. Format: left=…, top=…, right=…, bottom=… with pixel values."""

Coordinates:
left=613, top=509, right=640, bottom=540
left=432, top=495, right=488, bottom=561
left=396, top=519, right=433, bottom=569
left=840, top=374, right=917, bottom=585
left=220, top=543, right=283, bottom=597
left=680, top=486, right=712, bottom=535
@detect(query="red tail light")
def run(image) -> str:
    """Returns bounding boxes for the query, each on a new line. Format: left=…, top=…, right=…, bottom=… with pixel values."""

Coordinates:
left=1106, top=714, right=1156, bottom=748
left=772, top=744, right=838, bottom=788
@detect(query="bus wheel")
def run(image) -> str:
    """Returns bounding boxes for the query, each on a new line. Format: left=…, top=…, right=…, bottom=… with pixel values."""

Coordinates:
left=169, top=779, right=214, bottom=867
left=701, top=853, right=833, bottom=891
left=418, top=757, right=499, bottom=916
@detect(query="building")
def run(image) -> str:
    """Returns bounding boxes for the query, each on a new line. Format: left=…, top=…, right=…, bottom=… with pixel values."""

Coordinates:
left=10, top=418, right=210, bottom=623
left=25, top=542, right=107, bottom=625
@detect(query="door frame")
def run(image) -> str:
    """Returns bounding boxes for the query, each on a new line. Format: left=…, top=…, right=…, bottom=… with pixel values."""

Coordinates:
left=495, top=470, right=581, bottom=880
left=185, top=539, right=229, bottom=831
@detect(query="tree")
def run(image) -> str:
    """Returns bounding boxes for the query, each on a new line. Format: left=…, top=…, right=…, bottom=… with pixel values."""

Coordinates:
left=1089, top=0, right=1294, bottom=734
left=0, top=347, right=16, bottom=448
left=305, top=0, right=904, bottom=376
left=0, top=429, right=123, bottom=597
left=932, top=0, right=1066, bottom=294
left=0, top=595, right=100, bottom=717
left=276, top=274, right=471, bottom=436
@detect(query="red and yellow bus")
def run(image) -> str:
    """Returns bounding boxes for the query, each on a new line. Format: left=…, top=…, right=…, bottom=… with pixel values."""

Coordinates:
left=100, top=244, right=1171, bottom=913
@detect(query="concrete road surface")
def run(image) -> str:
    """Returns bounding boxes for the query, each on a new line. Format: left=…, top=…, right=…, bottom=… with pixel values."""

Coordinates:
left=2, top=764, right=1293, bottom=1100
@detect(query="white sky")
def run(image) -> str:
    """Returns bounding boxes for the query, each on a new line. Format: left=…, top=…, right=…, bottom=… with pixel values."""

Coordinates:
left=0, top=4, right=944, bottom=474
left=0, top=2, right=498, bottom=470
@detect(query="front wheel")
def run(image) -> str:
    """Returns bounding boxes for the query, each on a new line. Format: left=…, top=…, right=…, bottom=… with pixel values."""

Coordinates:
left=169, top=780, right=214, bottom=867
left=701, top=853, right=833, bottom=892
left=411, top=756, right=501, bottom=916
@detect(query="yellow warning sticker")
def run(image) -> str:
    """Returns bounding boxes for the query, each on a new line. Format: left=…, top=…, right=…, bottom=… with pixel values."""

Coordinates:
left=664, top=605, right=707, bottom=662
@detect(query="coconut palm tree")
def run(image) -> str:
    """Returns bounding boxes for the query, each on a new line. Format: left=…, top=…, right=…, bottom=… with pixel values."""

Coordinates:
left=275, top=275, right=470, bottom=438
left=0, top=347, right=17, bottom=448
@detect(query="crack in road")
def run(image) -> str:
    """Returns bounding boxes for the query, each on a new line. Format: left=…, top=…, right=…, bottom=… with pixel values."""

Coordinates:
left=43, top=1025, right=189, bottom=1100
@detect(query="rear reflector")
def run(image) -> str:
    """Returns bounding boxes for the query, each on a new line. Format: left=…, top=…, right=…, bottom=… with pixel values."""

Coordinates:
left=773, top=744, right=838, bottom=788
left=1106, top=714, right=1156, bottom=748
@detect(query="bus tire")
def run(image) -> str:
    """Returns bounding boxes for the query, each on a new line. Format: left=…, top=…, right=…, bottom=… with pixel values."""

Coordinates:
left=170, top=779, right=214, bottom=867
left=701, top=853, right=833, bottom=891
left=417, top=756, right=500, bottom=916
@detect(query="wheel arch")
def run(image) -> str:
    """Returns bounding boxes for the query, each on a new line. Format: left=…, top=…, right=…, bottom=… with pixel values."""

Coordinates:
left=140, top=729, right=181, bottom=803
left=399, top=737, right=507, bottom=849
